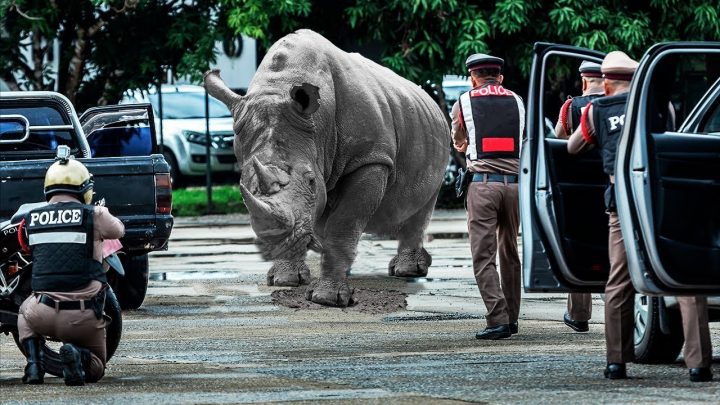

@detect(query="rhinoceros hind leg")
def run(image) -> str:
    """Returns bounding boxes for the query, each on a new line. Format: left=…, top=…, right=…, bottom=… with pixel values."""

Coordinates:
left=267, top=259, right=310, bottom=287
left=305, top=278, right=354, bottom=307
left=388, top=248, right=432, bottom=277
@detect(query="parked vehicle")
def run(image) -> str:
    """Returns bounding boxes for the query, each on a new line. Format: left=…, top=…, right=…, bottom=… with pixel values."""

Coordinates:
left=520, top=42, right=720, bottom=363
left=0, top=201, right=123, bottom=376
left=0, top=91, right=174, bottom=310
left=122, top=84, right=237, bottom=185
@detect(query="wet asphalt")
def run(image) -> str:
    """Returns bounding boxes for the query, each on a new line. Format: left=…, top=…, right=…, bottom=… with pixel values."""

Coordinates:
left=1, top=210, right=718, bottom=404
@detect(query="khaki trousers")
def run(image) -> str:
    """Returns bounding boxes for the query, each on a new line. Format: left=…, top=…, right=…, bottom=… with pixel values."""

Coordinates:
left=18, top=294, right=107, bottom=382
left=467, top=181, right=521, bottom=327
left=567, top=293, right=592, bottom=322
left=604, top=212, right=712, bottom=368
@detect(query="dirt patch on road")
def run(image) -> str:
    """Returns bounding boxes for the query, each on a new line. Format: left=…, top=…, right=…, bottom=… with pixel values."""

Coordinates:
left=271, top=286, right=407, bottom=314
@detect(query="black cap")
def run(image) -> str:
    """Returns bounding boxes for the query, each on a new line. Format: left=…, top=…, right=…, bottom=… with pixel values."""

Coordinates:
left=465, top=53, right=504, bottom=72
left=578, top=61, right=602, bottom=78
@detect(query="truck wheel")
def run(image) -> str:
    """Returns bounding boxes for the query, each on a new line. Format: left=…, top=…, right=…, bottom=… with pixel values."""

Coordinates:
left=634, top=295, right=684, bottom=364
left=13, top=287, right=122, bottom=378
left=163, top=150, right=183, bottom=187
left=108, top=254, right=150, bottom=310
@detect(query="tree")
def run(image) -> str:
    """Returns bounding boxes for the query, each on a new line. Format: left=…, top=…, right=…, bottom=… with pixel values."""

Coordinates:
left=0, top=0, right=225, bottom=109
left=221, top=0, right=720, bottom=105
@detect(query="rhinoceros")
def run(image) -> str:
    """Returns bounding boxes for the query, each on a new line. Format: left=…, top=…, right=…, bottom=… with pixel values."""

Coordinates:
left=204, top=29, right=449, bottom=307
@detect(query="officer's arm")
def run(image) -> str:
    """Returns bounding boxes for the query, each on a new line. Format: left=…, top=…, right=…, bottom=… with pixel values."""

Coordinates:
left=567, top=104, right=596, bottom=154
left=95, top=206, right=125, bottom=240
left=555, top=98, right=572, bottom=139
left=450, top=101, right=468, bottom=153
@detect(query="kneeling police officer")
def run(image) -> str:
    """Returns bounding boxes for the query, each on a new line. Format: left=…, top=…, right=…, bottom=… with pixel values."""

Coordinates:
left=17, top=153, right=124, bottom=385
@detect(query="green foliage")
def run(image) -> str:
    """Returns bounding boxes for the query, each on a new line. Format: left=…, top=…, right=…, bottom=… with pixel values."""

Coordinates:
left=172, top=185, right=247, bottom=217
left=1, top=0, right=226, bottom=109
left=223, top=0, right=720, bottom=96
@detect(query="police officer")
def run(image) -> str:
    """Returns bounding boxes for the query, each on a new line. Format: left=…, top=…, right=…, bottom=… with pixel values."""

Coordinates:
left=451, top=53, right=524, bottom=340
left=17, top=156, right=125, bottom=386
left=567, top=51, right=713, bottom=382
left=555, top=61, right=605, bottom=332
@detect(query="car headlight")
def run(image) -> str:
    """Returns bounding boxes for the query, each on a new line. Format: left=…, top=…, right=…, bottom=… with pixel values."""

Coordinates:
left=182, top=130, right=207, bottom=145
left=182, top=131, right=226, bottom=148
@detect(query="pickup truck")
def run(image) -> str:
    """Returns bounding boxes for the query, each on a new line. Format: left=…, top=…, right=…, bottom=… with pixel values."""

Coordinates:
left=0, top=91, right=174, bottom=309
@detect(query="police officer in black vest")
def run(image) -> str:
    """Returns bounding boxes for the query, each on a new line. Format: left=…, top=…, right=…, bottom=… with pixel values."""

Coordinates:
left=555, top=60, right=605, bottom=332
left=17, top=154, right=124, bottom=385
left=451, top=53, right=525, bottom=339
left=567, top=51, right=712, bottom=382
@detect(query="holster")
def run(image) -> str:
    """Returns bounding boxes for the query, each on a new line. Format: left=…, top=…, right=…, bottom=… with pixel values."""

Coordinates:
left=455, top=168, right=472, bottom=199
left=90, top=286, right=107, bottom=321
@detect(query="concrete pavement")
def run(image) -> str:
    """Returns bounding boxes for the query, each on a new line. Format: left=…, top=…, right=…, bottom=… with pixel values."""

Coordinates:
left=0, top=210, right=718, bottom=404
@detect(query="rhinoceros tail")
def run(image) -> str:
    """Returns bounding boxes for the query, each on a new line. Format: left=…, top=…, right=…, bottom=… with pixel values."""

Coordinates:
left=203, top=69, right=243, bottom=109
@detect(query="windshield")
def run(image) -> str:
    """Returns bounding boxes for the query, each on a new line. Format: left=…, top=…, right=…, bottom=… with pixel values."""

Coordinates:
left=444, top=84, right=472, bottom=103
left=148, top=92, right=232, bottom=119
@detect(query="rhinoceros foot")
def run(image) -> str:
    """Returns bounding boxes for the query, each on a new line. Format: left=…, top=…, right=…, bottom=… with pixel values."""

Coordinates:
left=305, top=278, right=354, bottom=307
left=388, top=248, right=431, bottom=277
left=267, top=259, right=311, bottom=287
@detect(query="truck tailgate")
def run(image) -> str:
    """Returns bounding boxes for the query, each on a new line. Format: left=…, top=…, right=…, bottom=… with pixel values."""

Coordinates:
left=0, top=154, right=173, bottom=252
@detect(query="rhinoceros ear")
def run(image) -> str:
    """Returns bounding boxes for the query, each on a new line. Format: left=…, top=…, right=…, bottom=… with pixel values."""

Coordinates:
left=290, top=83, right=320, bottom=115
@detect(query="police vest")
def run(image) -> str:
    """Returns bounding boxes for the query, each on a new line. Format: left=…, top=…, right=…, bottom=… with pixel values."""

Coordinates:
left=25, top=202, right=105, bottom=292
left=590, top=93, right=629, bottom=176
left=560, top=93, right=603, bottom=134
left=459, top=83, right=524, bottom=160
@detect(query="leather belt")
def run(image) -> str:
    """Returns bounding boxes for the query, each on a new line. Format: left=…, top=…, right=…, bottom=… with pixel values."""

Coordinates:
left=472, top=173, right=518, bottom=184
left=38, top=294, right=93, bottom=311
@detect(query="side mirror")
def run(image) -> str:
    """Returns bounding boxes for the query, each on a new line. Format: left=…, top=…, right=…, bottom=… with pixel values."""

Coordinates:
left=0, top=115, right=30, bottom=144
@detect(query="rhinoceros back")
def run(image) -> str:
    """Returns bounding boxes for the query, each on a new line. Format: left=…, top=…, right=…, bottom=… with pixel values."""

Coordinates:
left=248, top=29, right=449, bottom=223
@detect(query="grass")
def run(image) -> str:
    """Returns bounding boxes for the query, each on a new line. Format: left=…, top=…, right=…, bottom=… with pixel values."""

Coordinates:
left=172, top=185, right=247, bottom=217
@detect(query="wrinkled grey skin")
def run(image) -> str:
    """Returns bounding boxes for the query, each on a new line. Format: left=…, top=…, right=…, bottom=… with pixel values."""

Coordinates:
left=204, top=29, right=448, bottom=307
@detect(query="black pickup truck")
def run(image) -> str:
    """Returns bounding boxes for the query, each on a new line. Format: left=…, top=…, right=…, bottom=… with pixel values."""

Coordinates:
left=0, top=91, right=174, bottom=309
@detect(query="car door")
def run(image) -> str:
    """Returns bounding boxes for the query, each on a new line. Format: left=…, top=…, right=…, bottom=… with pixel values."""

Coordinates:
left=79, top=104, right=158, bottom=157
left=520, top=43, right=609, bottom=293
left=615, top=42, right=720, bottom=295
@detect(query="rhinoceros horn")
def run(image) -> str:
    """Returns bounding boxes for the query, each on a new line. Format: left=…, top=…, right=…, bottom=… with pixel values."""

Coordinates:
left=239, top=183, right=293, bottom=236
left=203, top=69, right=243, bottom=109
left=253, top=156, right=282, bottom=195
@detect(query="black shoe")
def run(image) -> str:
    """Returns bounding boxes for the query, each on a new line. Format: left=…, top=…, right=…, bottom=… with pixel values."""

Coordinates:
left=510, top=321, right=518, bottom=335
left=604, top=363, right=627, bottom=379
left=689, top=367, right=713, bottom=382
left=563, top=312, right=589, bottom=332
left=475, top=324, right=512, bottom=340
left=21, top=338, right=44, bottom=384
left=60, top=343, right=87, bottom=386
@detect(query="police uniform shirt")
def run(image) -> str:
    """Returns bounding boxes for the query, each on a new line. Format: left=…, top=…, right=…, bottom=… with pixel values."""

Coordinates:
left=450, top=100, right=520, bottom=175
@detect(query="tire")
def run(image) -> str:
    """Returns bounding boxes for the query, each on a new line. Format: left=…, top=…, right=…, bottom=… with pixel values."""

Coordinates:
left=13, top=287, right=122, bottom=378
left=108, top=254, right=150, bottom=310
left=162, top=150, right=183, bottom=188
left=634, top=295, right=684, bottom=364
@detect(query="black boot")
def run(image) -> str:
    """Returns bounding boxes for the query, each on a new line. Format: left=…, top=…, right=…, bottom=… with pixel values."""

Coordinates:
left=689, top=367, right=713, bottom=382
left=60, top=343, right=92, bottom=386
left=604, top=363, right=628, bottom=379
left=21, top=338, right=45, bottom=384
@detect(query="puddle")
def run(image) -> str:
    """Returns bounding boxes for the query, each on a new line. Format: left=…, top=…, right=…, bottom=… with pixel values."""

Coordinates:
left=382, top=313, right=483, bottom=323
left=150, top=271, right=242, bottom=281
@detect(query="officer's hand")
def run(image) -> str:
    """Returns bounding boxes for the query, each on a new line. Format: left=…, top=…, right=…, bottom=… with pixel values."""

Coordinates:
left=454, top=140, right=468, bottom=153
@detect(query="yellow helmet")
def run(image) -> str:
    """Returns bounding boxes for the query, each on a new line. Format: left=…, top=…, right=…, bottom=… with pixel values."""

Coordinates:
left=43, top=159, right=94, bottom=204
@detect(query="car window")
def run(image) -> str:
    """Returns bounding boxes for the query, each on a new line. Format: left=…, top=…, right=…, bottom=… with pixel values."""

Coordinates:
left=0, top=105, right=79, bottom=157
left=644, top=53, right=720, bottom=132
left=701, top=102, right=720, bottom=133
left=148, top=92, right=232, bottom=119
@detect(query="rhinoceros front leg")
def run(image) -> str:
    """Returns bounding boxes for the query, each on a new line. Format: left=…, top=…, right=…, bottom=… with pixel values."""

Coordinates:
left=267, top=258, right=311, bottom=286
left=305, top=165, right=389, bottom=307
left=388, top=194, right=437, bottom=277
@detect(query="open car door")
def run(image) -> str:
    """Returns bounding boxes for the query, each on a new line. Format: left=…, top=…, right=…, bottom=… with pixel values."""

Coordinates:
left=616, top=42, right=720, bottom=295
left=79, top=104, right=158, bottom=158
left=520, top=43, right=608, bottom=293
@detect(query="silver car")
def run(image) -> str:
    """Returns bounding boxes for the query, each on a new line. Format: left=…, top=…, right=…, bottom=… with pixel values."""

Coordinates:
left=521, top=42, right=720, bottom=364
left=123, top=84, right=237, bottom=184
